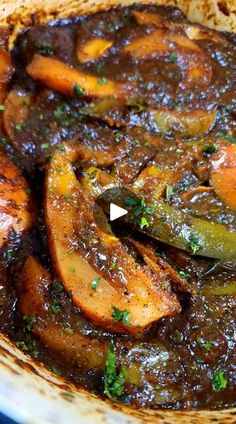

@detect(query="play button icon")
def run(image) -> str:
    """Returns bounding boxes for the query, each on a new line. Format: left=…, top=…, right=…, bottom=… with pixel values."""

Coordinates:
left=110, top=203, right=128, bottom=221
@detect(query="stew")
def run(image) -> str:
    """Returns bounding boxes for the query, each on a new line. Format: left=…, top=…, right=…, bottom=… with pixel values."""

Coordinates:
left=0, top=4, right=235, bottom=410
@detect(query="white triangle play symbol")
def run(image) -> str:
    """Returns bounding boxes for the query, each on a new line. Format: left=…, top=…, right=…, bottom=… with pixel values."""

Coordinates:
left=110, top=203, right=128, bottom=221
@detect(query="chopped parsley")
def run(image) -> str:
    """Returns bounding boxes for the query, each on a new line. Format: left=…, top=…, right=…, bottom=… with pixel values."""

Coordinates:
left=52, top=279, right=63, bottom=293
left=23, top=315, right=36, bottom=332
left=112, top=306, right=130, bottom=326
left=69, top=266, right=75, bottom=273
left=56, top=144, right=66, bottom=153
left=15, top=123, right=23, bottom=131
left=168, top=52, right=178, bottom=62
left=197, top=337, right=213, bottom=351
left=41, top=142, right=50, bottom=150
left=189, top=233, right=203, bottom=254
left=212, top=369, right=228, bottom=392
left=104, top=343, right=126, bottom=401
left=91, top=277, right=101, bottom=290
left=178, top=270, right=191, bottom=280
left=110, top=261, right=117, bottom=271
left=3, top=249, right=14, bottom=261
left=16, top=340, right=37, bottom=356
left=51, top=299, right=61, bottom=314
left=0, top=105, right=5, bottom=111
left=124, top=196, right=140, bottom=207
left=51, top=366, right=62, bottom=376
left=218, top=132, right=236, bottom=144
left=202, top=144, right=218, bottom=154
left=165, top=184, right=174, bottom=202
left=98, top=77, right=108, bottom=85
left=36, top=42, right=54, bottom=54
left=25, top=188, right=32, bottom=195
left=73, top=84, right=85, bottom=96
left=140, top=216, right=149, bottom=229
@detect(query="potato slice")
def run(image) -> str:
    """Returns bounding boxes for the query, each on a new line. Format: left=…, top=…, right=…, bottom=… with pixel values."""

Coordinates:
left=152, top=109, right=217, bottom=138
left=0, top=150, right=34, bottom=248
left=45, top=145, right=180, bottom=335
left=3, top=89, right=32, bottom=143
left=77, top=38, right=113, bottom=63
left=210, top=143, right=236, bottom=211
left=19, top=256, right=107, bottom=370
left=27, top=54, right=120, bottom=98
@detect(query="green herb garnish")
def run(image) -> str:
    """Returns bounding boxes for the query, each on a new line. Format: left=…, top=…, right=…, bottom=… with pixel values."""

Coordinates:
left=197, top=337, right=213, bottom=351
left=218, top=132, right=236, bottom=144
left=202, top=144, right=218, bottom=154
left=91, top=277, right=101, bottom=290
left=51, top=299, right=61, bottom=314
left=112, top=306, right=130, bottom=326
left=212, top=369, right=228, bottom=392
left=98, top=77, right=108, bottom=85
left=178, top=270, right=191, bottom=280
left=104, top=343, right=126, bottom=401
left=168, top=52, right=178, bottom=62
left=73, top=84, right=85, bottom=96
left=52, top=279, right=63, bottom=293
left=140, top=216, right=149, bottom=229
left=23, top=315, right=36, bottom=332
left=189, top=233, right=203, bottom=254
left=36, top=42, right=54, bottom=54
left=51, top=366, right=61, bottom=376
left=165, top=184, right=174, bottom=202
left=0, top=105, right=5, bottom=111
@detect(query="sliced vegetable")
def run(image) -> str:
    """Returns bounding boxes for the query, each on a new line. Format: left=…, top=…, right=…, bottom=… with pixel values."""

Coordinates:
left=132, top=11, right=163, bottom=27
left=152, top=109, right=217, bottom=138
left=18, top=256, right=107, bottom=370
left=45, top=145, right=180, bottom=335
left=123, top=30, right=212, bottom=86
left=210, top=143, right=236, bottom=211
left=27, top=54, right=121, bottom=98
left=77, top=38, right=113, bottom=63
left=99, top=188, right=236, bottom=260
left=0, top=150, right=35, bottom=248
left=184, top=25, right=227, bottom=44
left=3, top=89, right=32, bottom=144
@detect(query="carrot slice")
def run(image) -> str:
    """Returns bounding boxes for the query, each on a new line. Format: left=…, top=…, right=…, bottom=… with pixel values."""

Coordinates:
left=77, top=38, right=113, bottom=63
left=26, top=54, right=120, bottom=98
left=45, top=145, right=180, bottom=335
left=210, top=143, right=236, bottom=211
left=124, top=30, right=212, bottom=86
left=0, top=150, right=34, bottom=248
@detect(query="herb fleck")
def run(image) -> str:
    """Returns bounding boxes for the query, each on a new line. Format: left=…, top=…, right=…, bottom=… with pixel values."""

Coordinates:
left=202, top=144, right=218, bottom=154
left=212, top=369, right=227, bottom=392
left=112, top=306, right=130, bottom=326
left=165, top=184, right=174, bottom=202
left=104, top=343, right=126, bottom=401
left=140, top=216, right=149, bottom=229
left=23, top=315, right=36, bottom=332
left=73, top=84, right=85, bottom=96
left=98, top=77, right=108, bottom=85
left=91, top=277, right=101, bottom=290
left=168, top=52, right=178, bottom=62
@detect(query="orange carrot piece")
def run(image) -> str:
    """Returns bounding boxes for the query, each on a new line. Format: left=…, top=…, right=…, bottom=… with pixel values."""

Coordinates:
left=210, top=143, right=236, bottom=211
left=27, top=54, right=120, bottom=98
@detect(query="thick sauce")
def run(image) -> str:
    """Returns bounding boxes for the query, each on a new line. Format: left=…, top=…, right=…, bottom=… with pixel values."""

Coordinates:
left=0, top=5, right=235, bottom=410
